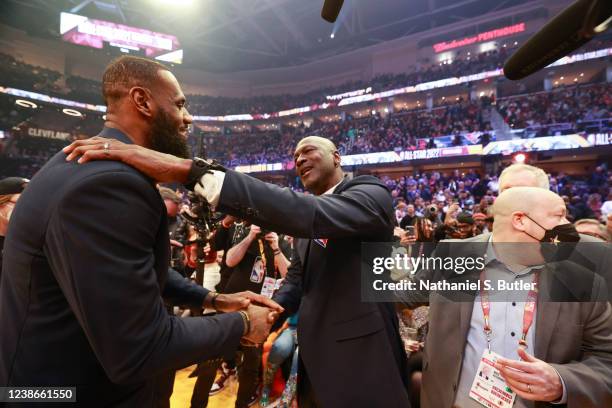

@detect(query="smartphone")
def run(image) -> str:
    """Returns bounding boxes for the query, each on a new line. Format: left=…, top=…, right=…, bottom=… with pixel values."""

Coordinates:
left=405, top=225, right=415, bottom=237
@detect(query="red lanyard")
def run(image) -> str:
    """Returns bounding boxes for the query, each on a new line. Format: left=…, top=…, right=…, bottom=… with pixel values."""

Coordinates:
left=479, top=271, right=538, bottom=351
left=257, top=239, right=267, bottom=270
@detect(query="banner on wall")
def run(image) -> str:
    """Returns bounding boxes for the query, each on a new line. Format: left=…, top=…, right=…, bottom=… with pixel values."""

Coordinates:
left=26, top=127, right=71, bottom=140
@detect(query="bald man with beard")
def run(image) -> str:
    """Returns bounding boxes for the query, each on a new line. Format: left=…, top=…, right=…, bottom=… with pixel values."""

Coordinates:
left=395, top=187, right=612, bottom=408
left=62, top=135, right=411, bottom=407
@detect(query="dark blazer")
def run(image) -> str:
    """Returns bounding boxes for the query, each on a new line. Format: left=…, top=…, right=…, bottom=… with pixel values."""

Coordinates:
left=0, top=128, right=244, bottom=407
left=218, top=170, right=410, bottom=407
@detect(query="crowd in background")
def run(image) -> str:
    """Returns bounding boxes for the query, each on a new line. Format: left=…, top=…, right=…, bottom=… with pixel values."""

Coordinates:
left=205, top=82, right=610, bottom=167
left=384, top=165, right=611, bottom=224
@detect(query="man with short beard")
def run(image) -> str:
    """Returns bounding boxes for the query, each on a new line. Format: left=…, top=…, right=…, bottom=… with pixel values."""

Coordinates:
left=0, top=56, right=281, bottom=407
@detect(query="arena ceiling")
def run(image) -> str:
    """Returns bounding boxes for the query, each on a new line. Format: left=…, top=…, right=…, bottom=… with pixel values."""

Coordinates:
left=1, top=0, right=539, bottom=73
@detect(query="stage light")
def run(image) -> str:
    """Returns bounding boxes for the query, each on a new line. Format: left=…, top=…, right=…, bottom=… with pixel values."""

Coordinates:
left=513, top=153, right=527, bottom=164
left=63, top=108, right=82, bottom=117
left=330, top=33, right=335, bottom=39
left=384, top=107, right=389, bottom=113
left=15, top=99, right=37, bottom=108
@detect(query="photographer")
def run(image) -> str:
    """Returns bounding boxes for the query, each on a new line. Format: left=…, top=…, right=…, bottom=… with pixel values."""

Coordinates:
left=191, top=222, right=291, bottom=408
left=434, top=204, right=475, bottom=241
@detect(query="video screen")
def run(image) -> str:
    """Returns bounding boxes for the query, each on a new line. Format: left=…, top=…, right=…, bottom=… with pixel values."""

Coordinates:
left=59, top=12, right=183, bottom=64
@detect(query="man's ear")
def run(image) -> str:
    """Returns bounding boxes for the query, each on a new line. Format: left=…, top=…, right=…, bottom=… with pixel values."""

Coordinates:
left=511, top=211, right=527, bottom=231
left=333, top=150, right=341, bottom=167
left=129, top=87, right=154, bottom=118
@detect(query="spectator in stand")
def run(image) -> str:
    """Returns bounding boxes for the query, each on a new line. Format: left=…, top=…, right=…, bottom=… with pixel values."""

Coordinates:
left=395, top=200, right=408, bottom=225
left=601, top=192, right=612, bottom=218
left=400, top=204, right=418, bottom=230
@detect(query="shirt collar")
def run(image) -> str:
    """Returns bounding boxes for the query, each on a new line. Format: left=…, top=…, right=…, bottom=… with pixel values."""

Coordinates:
left=486, top=235, right=545, bottom=276
left=323, top=179, right=344, bottom=195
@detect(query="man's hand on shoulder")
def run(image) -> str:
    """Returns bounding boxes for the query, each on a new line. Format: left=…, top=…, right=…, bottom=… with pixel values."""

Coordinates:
left=63, top=137, right=192, bottom=183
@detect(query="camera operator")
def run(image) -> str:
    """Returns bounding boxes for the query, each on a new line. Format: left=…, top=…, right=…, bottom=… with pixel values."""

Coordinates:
left=190, top=222, right=291, bottom=408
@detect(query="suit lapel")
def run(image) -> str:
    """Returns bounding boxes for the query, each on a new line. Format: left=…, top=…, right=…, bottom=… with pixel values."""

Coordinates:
left=297, top=181, right=346, bottom=291
left=459, top=300, right=475, bottom=347
left=535, top=267, right=561, bottom=360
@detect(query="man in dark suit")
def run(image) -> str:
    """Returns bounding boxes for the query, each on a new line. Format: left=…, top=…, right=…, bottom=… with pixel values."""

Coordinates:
left=0, top=56, right=280, bottom=407
left=62, top=135, right=412, bottom=407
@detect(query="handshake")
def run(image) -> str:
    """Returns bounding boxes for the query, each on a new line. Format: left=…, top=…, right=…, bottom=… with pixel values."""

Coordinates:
left=205, top=291, right=284, bottom=346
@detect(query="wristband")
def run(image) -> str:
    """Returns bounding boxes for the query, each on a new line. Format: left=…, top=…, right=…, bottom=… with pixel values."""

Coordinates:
left=184, top=158, right=226, bottom=191
left=238, top=311, right=250, bottom=336
left=210, top=292, right=220, bottom=310
left=273, top=249, right=281, bottom=255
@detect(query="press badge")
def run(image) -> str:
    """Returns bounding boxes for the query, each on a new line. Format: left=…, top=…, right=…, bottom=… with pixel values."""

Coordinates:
left=260, top=277, right=277, bottom=298
left=250, top=257, right=264, bottom=283
left=469, top=350, right=516, bottom=408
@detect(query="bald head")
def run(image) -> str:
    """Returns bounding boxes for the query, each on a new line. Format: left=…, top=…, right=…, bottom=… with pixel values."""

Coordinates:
left=296, top=136, right=337, bottom=154
left=498, top=164, right=549, bottom=192
left=492, top=187, right=568, bottom=241
left=293, top=135, right=342, bottom=195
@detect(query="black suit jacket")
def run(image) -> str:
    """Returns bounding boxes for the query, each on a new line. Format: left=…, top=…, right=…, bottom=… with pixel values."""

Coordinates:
left=0, top=128, right=244, bottom=407
left=218, top=170, right=410, bottom=407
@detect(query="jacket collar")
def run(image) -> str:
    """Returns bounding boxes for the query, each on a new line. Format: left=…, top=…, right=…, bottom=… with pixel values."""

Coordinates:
left=98, top=126, right=135, bottom=145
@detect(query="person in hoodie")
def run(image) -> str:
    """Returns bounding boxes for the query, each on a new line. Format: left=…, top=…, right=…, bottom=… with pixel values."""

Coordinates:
left=63, top=134, right=412, bottom=408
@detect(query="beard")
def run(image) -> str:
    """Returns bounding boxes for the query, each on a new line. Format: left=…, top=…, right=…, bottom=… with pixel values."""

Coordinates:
left=148, top=108, right=190, bottom=158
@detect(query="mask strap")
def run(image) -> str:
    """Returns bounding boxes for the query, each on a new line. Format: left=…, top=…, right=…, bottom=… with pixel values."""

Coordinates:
left=521, top=213, right=547, bottom=242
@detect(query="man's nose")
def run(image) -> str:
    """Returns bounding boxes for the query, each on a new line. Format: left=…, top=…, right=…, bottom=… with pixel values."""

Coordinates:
left=184, top=109, right=193, bottom=125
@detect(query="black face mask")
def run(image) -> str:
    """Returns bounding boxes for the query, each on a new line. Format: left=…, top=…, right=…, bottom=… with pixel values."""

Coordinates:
left=523, top=214, right=580, bottom=262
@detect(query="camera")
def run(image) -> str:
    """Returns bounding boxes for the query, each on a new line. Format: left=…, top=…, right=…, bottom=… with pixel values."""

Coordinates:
left=425, top=204, right=438, bottom=217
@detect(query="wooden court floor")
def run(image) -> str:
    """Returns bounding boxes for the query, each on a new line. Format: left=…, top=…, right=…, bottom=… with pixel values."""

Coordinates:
left=170, top=365, right=264, bottom=408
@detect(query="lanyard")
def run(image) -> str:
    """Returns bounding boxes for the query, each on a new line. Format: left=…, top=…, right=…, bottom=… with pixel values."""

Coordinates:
left=257, top=239, right=267, bottom=271
left=479, top=271, right=538, bottom=352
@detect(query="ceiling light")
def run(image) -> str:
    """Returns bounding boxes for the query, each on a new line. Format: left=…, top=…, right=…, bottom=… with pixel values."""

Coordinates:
left=15, top=99, right=37, bottom=108
left=62, top=108, right=82, bottom=117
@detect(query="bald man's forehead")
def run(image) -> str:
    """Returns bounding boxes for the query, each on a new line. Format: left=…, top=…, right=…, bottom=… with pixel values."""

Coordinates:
left=294, top=137, right=336, bottom=157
